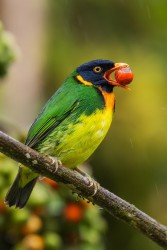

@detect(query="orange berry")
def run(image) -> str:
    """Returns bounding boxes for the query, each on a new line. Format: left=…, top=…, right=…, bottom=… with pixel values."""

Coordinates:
left=22, top=234, right=44, bottom=250
left=42, top=178, right=59, bottom=189
left=22, top=214, right=43, bottom=235
left=63, top=203, right=83, bottom=222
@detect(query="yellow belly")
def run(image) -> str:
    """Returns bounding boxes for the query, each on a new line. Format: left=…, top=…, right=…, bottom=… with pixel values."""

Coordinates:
left=54, top=107, right=113, bottom=168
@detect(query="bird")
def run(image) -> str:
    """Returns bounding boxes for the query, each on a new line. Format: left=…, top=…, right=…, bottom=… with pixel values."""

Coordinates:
left=5, top=59, right=133, bottom=208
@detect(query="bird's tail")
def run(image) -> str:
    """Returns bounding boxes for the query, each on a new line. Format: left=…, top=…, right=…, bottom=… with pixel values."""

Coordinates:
left=5, top=168, right=38, bottom=209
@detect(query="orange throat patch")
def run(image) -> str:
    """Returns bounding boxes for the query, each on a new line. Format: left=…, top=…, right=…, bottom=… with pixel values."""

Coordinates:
left=99, top=88, right=115, bottom=112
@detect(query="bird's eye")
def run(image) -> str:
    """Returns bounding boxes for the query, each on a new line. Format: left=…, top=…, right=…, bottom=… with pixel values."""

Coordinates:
left=93, top=66, right=103, bottom=73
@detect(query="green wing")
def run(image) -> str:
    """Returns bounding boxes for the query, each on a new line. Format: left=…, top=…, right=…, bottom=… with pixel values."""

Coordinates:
left=25, top=78, right=80, bottom=148
left=25, top=73, right=104, bottom=149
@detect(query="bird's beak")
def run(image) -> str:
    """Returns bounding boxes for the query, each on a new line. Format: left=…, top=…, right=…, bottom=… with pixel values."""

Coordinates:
left=104, top=63, right=133, bottom=90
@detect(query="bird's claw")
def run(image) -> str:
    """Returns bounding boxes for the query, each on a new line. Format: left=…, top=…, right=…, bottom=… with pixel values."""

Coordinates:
left=85, top=175, right=100, bottom=197
left=74, top=167, right=100, bottom=197
left=48, top=156, right=62, bottom=173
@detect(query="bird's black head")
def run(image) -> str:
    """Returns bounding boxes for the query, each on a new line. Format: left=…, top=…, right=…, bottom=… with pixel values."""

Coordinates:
left=75, top=59, right=130, bottom=93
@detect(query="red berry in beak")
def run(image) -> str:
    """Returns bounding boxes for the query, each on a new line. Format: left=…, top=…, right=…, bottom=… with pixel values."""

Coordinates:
left=104, top=63, right=133, bottom=89
left=115, top=67, right=133, bottom=85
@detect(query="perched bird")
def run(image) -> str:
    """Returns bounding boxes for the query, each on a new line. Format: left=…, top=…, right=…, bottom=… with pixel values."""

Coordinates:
left=5, top=59, right=133, bottom=208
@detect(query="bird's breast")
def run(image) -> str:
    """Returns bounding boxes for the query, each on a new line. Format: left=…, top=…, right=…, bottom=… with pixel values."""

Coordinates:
left=38, top=91, right=115, bottom=168
left=56, top=92, right=115, bottom=167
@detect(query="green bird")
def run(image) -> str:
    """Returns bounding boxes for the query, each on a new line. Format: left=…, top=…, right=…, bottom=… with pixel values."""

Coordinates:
left=5, top=59, right=133, bottom=208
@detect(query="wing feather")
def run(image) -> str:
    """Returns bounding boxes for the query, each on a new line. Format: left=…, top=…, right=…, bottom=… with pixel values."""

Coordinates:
left=25, top=79, right=80, bottom=148
left=26, top=100, right=79, bottom=148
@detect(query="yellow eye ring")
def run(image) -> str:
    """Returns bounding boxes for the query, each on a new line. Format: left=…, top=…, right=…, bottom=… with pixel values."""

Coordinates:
left=93, top=66, right=103, bottom=73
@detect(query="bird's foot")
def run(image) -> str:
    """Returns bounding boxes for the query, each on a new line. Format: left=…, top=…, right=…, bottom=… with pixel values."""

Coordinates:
left=48, top=156, right=62, bottom=173
left=74, top=167, right=100, bottom=197
left=86, top=175, right=100, bottom=197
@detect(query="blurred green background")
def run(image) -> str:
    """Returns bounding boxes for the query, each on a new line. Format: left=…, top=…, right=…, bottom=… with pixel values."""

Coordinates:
left=1, top=0, right=167, bottom=249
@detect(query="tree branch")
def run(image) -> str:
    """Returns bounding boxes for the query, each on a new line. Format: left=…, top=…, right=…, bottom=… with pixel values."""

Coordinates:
left=0, top=130, right=167, bottom=248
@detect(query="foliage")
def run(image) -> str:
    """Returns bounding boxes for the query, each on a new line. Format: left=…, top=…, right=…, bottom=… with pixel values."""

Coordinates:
left=0, top=22, right=17, bottom=78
